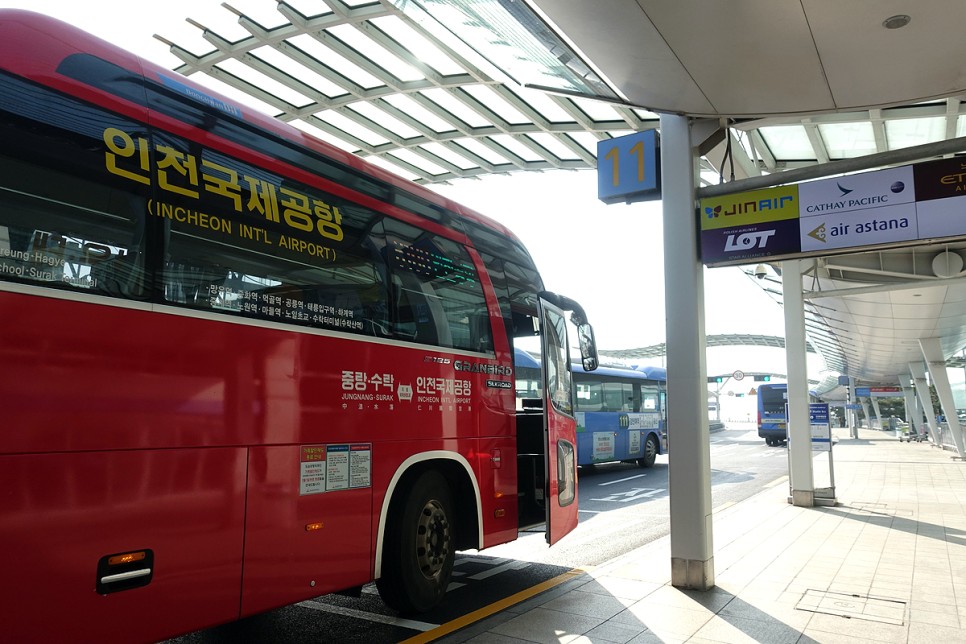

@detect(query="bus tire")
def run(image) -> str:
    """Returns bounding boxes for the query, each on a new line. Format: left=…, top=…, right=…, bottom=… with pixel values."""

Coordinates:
left=638, top=435, right=658, bottom=468
left=377, top=470, right=455, bottom=614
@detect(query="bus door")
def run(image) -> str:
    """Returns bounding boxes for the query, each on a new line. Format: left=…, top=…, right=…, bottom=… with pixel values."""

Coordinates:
left=538, top=297, right=579, bottom=544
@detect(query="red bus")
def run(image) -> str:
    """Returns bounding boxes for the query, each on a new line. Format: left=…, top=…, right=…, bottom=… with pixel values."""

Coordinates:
left=0, top=10, right=598, bottom=642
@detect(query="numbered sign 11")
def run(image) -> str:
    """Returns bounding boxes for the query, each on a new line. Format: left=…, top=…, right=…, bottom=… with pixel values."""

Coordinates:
left=597, top=129, right=661, bottom=204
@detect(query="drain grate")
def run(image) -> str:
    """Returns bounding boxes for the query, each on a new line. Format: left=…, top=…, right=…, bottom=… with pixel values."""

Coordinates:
left=848, top=503, right=914, bottom=518
left=796, top=590, right=906, bottom=625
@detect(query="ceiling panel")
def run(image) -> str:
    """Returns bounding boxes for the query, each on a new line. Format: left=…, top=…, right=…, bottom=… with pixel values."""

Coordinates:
left=635, top=0, right=833, bottom=115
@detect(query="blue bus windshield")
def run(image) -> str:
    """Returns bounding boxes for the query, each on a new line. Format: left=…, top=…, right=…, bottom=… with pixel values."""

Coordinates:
left=514, top=349, right=668, bottom=467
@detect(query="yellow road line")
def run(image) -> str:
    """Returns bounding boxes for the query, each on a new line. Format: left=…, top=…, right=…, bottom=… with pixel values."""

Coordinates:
left=399, top=567, right=591, bottom=644
left=764, top=475, right=789, bottom=488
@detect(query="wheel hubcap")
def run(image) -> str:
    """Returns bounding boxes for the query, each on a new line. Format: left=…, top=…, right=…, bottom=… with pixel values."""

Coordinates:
left=416, top=500, right=450, bottom=580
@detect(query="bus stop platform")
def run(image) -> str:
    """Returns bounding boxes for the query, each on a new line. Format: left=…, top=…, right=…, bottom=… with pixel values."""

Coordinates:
left=433, top=428, right=966, bottom=643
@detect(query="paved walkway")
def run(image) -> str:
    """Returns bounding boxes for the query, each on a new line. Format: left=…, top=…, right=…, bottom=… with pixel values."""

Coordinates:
left=437, top=428, right=966, bottom=643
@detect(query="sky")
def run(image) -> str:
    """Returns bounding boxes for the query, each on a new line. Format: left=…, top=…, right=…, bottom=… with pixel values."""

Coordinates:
left=5, top=1, right=795, bottom=377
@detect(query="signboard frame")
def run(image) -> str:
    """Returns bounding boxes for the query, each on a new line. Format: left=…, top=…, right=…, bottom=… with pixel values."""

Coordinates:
left=698, top=156, right=966, bottom=267
left=597, top=130, right=661, bottom=204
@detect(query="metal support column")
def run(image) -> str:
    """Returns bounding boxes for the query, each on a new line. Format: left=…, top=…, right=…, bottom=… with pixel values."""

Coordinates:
left=870, top=398, right=882, bottom=430
left=920, top=338, right=966, bottom=457
left=660, top=113, right=714, bottom=590
left=782, top=259, right=814, bottom=507
left=910, top=362, right=940, bottom=444
left=902, top=385, right=919, bottom=437
left=860, top=399, right=872, bottom=429
left=849, top=377, right=858, bottom=439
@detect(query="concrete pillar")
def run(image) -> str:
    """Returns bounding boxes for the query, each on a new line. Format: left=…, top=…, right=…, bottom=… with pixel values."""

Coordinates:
left=660, top=113, right=714, bottom=590
left=782, top=259, right=814, bottom=507
left=902, top=385, right=920, bottom=436
left=850, top=377, right=860, bottom=438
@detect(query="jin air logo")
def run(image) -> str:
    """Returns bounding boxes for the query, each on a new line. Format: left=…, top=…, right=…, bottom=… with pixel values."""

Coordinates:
left=808, top=223, right=827, bottom=243
left=705, top=205, right=722, bottom=218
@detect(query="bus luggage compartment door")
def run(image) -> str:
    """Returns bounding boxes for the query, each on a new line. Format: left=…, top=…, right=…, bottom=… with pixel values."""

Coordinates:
left=0, top=448, right=247, bottom=643
left=240, top=445, right=372, bottom=617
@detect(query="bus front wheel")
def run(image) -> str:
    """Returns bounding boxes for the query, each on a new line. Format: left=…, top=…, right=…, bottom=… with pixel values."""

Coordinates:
left=377, top=470, right=455, bottom=614
left=638, top=435, right=658, bottom=468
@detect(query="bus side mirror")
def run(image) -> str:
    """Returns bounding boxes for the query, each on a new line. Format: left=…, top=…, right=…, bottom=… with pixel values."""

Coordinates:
left=577, top=323, right=598, bottom=371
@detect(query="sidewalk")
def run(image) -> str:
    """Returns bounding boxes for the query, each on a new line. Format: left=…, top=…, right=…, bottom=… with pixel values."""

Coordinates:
left=439, top=428, right=966, bottom=643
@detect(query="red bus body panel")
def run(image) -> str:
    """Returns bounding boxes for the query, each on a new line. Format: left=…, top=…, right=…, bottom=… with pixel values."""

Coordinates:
left=0, top=9, right=581, bottom=642
left=0, top=448, right=247, bottom=642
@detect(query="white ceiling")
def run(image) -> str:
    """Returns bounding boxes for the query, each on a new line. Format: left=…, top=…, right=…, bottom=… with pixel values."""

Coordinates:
left=158, top=0, right=966, bottom=390
left=744, top=246, right=966, bottom=387
left=533, top=0, right=966, bottom=117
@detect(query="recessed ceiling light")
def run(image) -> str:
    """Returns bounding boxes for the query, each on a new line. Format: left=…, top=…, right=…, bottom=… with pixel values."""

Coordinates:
left=883, top=14, right=911, bottom=29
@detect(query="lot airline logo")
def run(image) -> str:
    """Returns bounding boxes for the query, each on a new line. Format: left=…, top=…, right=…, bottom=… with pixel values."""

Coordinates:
left=723, top=228, right=776, bottom=252
left=699, top=185, right=799, bottom=231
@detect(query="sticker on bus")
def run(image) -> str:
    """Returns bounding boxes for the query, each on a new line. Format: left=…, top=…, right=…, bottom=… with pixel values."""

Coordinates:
left=299, top=443, right=372, bottom=495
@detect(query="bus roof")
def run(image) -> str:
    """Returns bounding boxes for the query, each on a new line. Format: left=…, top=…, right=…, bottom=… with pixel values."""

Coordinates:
left=635, top=365, right=667, bottom=380
left=574, top=362, right=666, bottom=383
left=513, top=348, right=665, bottom=382
left=513, top=347, right=541, bottom=369
left=758, top=382, right=820, bottom=398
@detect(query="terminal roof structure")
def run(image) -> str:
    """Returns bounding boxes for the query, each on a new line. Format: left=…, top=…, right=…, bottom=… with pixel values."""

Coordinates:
left=159, top=0, right=966, bottom=389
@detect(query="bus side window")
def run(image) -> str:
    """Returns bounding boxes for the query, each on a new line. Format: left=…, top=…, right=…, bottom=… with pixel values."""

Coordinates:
left=578, top=377, right=603, bottom=412
left=391, top=273, right=446, bottom=345
left=602, top=382, right=624, bottom=412
left=91, top=251, right=146, bottom=298
left=163, top=261, right=226, bottom=304
left=0, top=155, right=149, bottom=299
left=383, top=219, right=493, bottom=353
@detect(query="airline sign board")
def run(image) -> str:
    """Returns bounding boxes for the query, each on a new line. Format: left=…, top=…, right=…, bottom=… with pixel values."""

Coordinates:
left=853, top=386, right=903, bottom=397
left=699, top=158, right=966, bottom=266
left=798, top=166, right=917, bottom=253
left=915, top=159, right=966, bottom=238
left=699, top=185, right=800, bottom=263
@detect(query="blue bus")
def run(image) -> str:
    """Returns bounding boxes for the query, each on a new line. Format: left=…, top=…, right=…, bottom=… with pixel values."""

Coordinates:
left=515, top=349, right=667, bottom=466
left=757, top=383, right=788, bottom=446
left=757, top=383, right=819, bottom=446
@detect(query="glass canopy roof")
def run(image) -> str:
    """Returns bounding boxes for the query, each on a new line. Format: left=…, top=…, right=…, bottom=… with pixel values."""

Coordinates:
left=153, top=0, right=966, bottom=392
left=157, top=1, right=966, bottom=187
